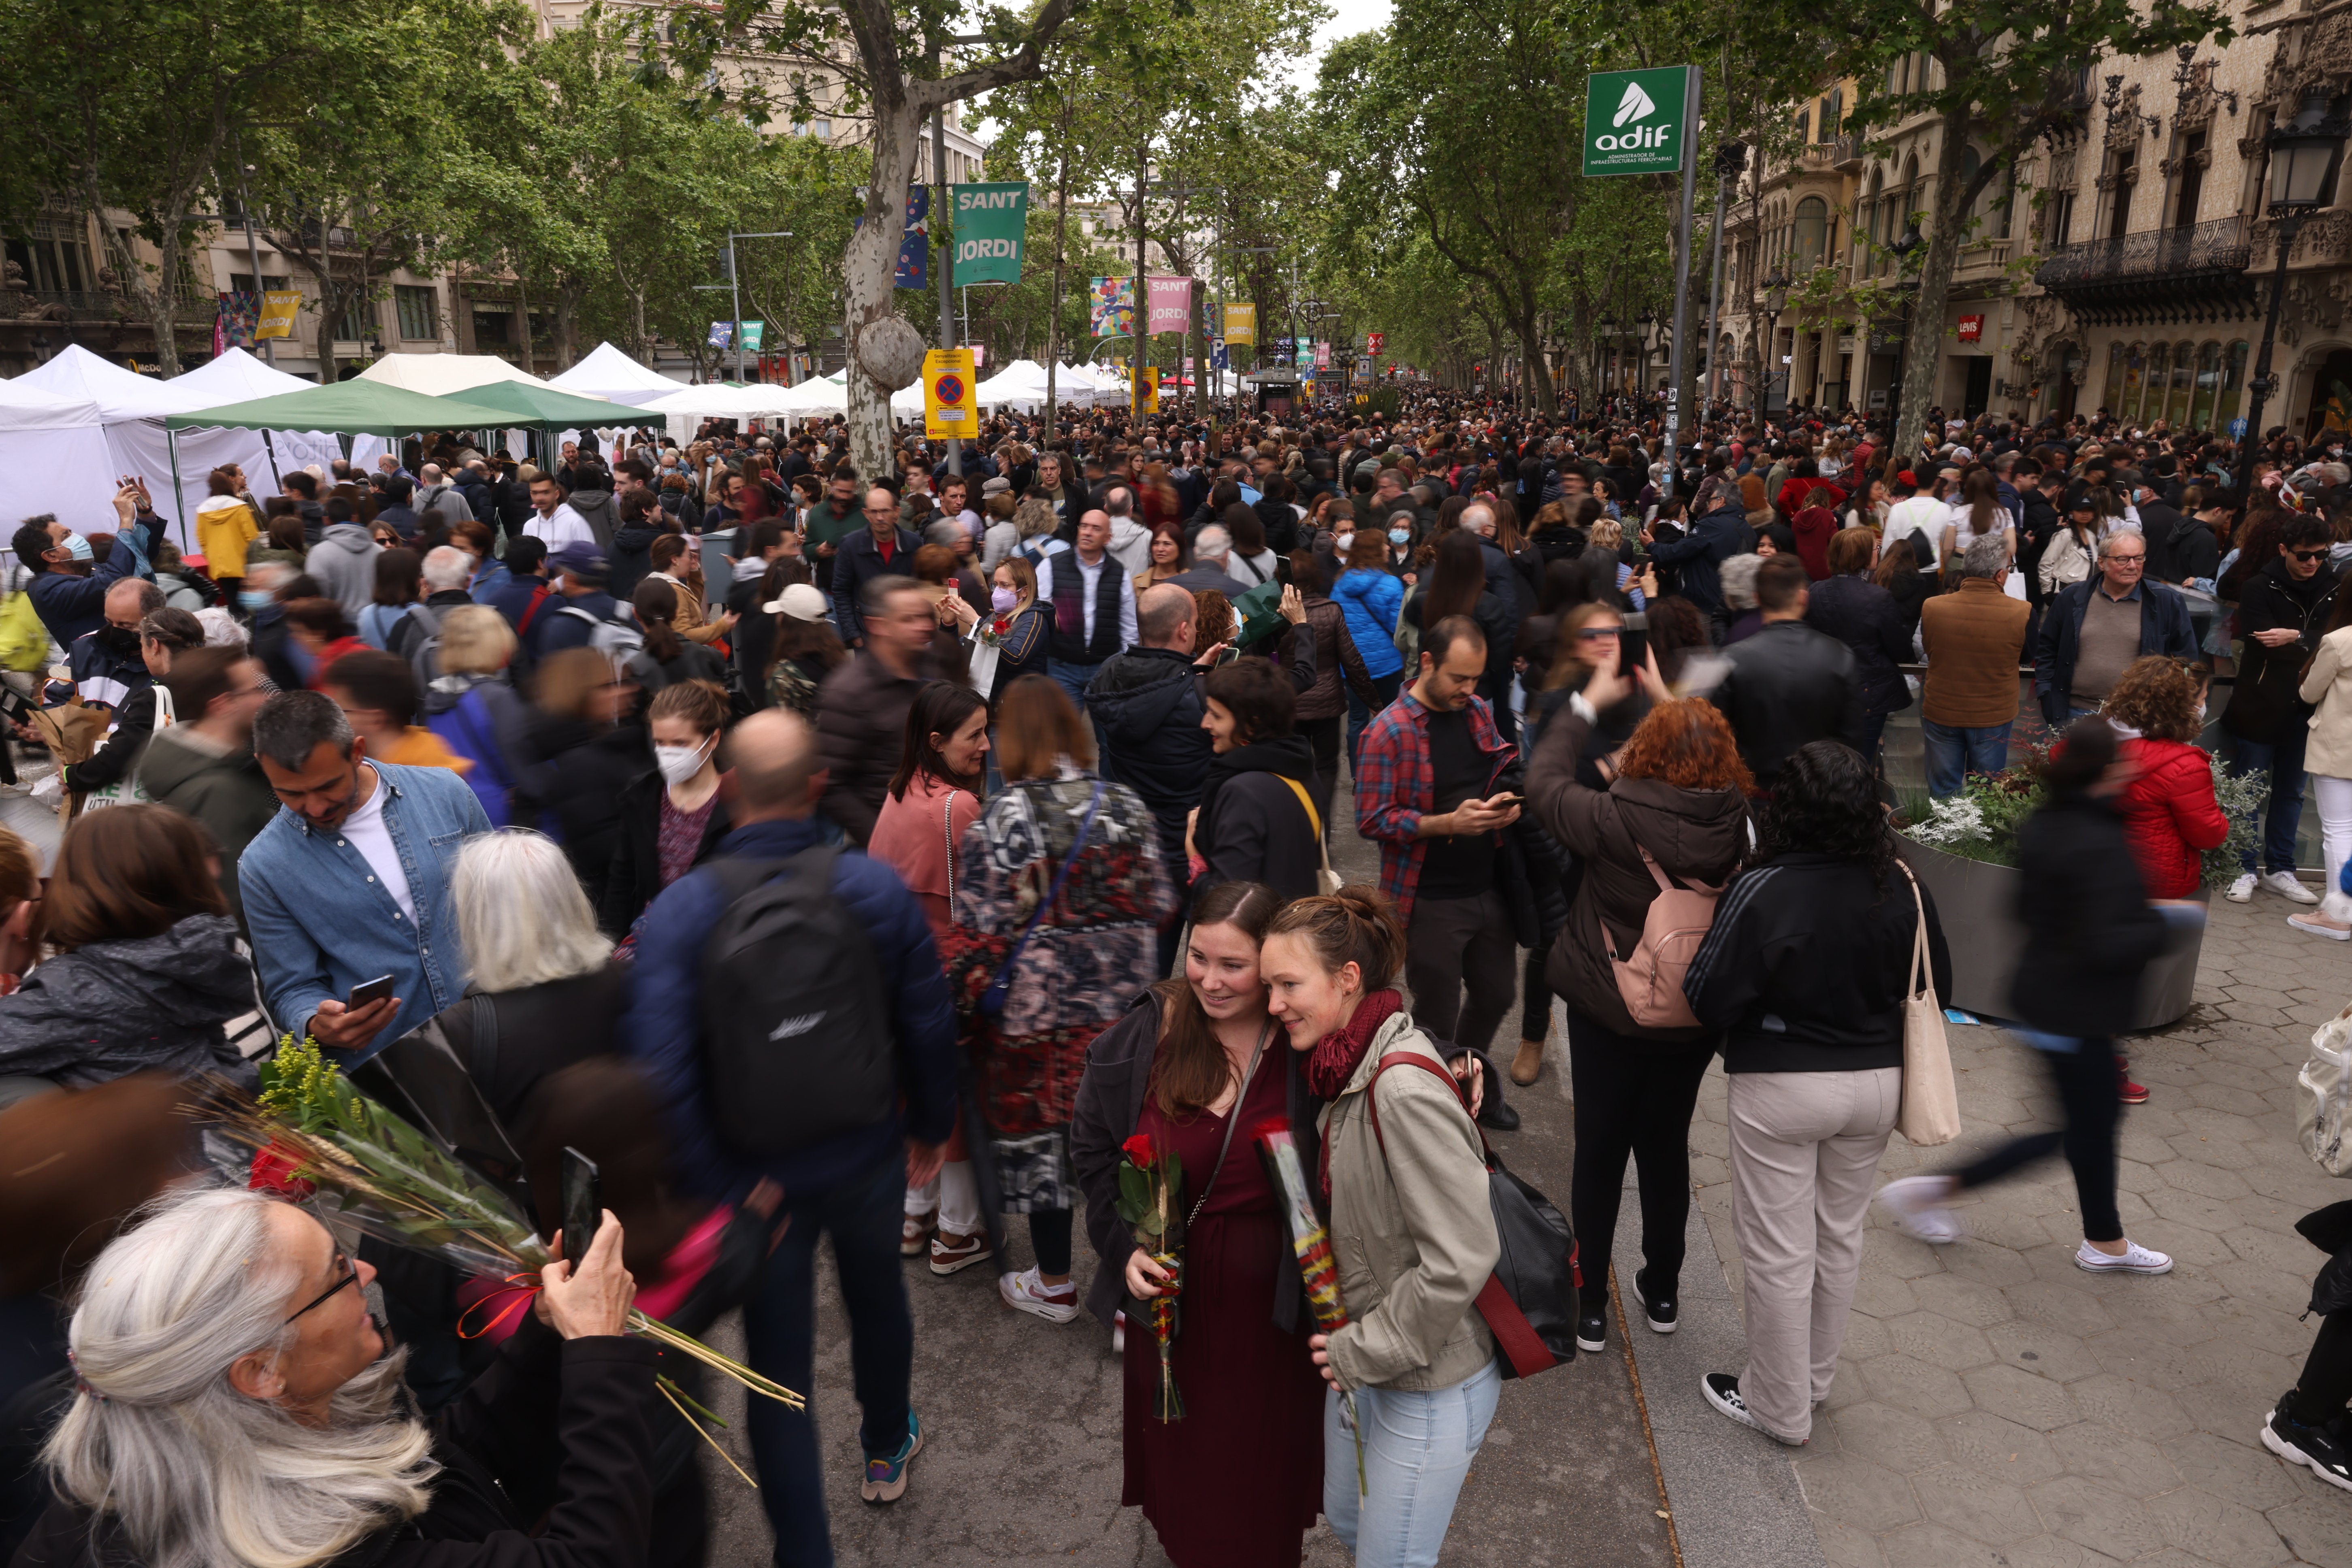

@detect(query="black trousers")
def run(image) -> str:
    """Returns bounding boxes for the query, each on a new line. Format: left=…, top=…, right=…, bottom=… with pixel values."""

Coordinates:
left=1521, top=948, right=1555, bottom=1043
left=1300, top=713, right=1341, bottom=839
left=1952, top=1035, right=2122, bottom=1243
left=1566, top=1010, right=1715, bottom=1297
left=1404, top=891, right=1517, bottom=1056
left=1031, top=1209, right=1074, bottom=1276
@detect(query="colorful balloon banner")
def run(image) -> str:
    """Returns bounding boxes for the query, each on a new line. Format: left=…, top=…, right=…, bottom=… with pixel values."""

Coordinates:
left=1088, top=277, right=1134, bottom=337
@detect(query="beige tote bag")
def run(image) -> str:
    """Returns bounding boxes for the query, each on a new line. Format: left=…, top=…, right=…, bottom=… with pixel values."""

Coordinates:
left=1894, top=860, right=1961, bottom=1146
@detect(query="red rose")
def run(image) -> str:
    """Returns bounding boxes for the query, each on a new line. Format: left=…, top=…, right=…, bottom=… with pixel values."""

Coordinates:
left=248, top=1142, right=317, bottom=1198
left=1121, top=1133, right=1155, bottom=1167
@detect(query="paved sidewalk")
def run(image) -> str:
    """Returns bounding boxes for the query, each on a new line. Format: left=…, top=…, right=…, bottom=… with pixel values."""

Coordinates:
left=1683, top=885, right=2352, bottom=1568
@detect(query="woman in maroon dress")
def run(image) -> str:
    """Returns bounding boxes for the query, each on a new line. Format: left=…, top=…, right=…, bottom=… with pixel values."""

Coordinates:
left=1071, top=880, right=1327, bottom=1567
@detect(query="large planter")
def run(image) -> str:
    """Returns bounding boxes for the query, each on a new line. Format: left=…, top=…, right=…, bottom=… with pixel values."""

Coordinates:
left=1896, top=838, right=2203, bottom=1033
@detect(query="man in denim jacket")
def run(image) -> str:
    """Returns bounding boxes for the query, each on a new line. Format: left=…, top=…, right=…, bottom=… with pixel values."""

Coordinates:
left=241, top=690, right=492, bottom=1064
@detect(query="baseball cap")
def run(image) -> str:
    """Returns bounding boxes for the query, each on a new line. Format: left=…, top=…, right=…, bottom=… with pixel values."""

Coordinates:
left=764, top=582, right=829, bottom=621
left=548, top=542, right=608, bottom=579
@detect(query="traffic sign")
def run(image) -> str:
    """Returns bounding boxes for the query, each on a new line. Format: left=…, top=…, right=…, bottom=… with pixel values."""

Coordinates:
left=1366, top=332, right=1385, bottom=355
left=923, top=347, right=976, bottom=440
left=1583, top=67, right=1691, bottom=178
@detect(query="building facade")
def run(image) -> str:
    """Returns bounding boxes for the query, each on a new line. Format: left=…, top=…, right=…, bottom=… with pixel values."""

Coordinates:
left=1719, top=18, right=2352, bottom=442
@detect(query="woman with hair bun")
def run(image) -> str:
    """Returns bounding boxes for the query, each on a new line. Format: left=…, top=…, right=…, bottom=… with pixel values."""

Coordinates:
left=1259, top=886, right=1497, bottom=1568
left=1070, top=880, right=1325, bottom=1568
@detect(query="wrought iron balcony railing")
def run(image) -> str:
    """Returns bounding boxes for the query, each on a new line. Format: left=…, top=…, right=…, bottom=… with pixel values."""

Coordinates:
left=2033, top=215, right=2250, bottom=288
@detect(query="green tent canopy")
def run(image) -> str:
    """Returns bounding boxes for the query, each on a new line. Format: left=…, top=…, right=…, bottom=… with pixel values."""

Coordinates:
left=441, top=380, right=634, bottom=429
left=162, top=379, right=523, bottom=436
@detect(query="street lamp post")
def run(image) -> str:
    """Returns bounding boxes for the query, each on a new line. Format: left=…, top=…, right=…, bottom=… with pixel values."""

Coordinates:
left=2235, top=90, right=2351, bottom=513
left=1757, top=271, right=1792, bottom=429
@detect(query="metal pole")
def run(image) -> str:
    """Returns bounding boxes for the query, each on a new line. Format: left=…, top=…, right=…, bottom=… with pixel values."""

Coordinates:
left=1702, top=143, right=1739, bottom=405
left=2233, top=215, right=2300, bottom=516
left=935, top=80, right=961, bottom=478
left=728, top=234, right=744, bottom=385
left=232, top=130, right=274, bottom=367
left=1133, top=143, right=1148, bottom=422
left=1661, top=64, right=1701, bottom=507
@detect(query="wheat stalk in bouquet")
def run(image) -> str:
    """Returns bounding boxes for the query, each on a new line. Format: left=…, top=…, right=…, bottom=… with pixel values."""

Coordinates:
left=195, top=1038, right=800, bottom=1476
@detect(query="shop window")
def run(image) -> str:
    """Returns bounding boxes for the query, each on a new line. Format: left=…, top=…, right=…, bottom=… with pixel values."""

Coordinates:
left=2141, top=342, right=2169, bottom=424
left=2190, top=341, right=2220, bottom=432
left=2102, top=341, right=2128, bottom=413
left=2222, top=340, right=2250, bottom=430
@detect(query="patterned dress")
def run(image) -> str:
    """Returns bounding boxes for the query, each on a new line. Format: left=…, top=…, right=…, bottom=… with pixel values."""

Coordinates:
left=944, top=764, right=1176, bottom=1211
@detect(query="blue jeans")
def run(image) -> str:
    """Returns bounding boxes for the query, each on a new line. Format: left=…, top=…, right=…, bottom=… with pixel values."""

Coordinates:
left=1921, top=719, right=2015, bottom=798
left=1347, top=669, right=1404, bottom=779
left=1048, top=657, right=1102, bottom=714
left=743, top=1156, right=914, bottom=1568
left=1322, top=1358, right=1501, bottom=1568
left=2230, top=729, right=2309, bottom=875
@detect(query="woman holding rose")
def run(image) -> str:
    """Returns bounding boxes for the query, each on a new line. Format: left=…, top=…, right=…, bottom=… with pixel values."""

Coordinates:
left=1070, top=880, right=1325, bottom=1568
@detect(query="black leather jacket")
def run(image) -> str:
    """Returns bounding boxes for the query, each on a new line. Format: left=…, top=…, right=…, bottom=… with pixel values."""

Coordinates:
left=1704, top=619, right=1868, bottom=787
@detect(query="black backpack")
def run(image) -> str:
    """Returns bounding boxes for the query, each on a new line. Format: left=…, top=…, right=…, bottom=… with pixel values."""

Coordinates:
left=698, top=848, right=897, bottom=1157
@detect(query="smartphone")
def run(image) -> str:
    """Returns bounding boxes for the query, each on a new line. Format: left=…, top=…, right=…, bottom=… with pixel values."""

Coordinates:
left=1489, top=793, right=1525, bottom=809
left=561, top=1147, right=602, bottom=1268
left=345, top=974, right=395, bottom=1010
left=1619, top=611, right=1649, bottom=680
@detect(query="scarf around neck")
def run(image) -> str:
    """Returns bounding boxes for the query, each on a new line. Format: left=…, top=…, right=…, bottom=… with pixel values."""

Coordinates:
left=1306, top=988, right=1404, bottom=1101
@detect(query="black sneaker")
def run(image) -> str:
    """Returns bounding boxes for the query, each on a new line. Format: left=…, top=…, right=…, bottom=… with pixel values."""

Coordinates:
left=1575, top=1307, right=1607, bottom=1355
left=2265, top=1400, right=2352, bottom=1493
left=1477, top=1094, right=1520, bottom=1132
left=1702, top=1372, right=1805, bottom=1445
left=1633, top=1270, right=1678, bottom=1335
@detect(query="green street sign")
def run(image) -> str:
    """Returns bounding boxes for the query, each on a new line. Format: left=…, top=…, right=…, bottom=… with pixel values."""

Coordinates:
left=1583, top=67, right=1691, bottom=178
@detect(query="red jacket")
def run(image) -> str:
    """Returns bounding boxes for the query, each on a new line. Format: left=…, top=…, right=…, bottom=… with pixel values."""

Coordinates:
left=1792, top=506, right=1840, bottom=580
left=1777, top=476, right=1847, bottom=522
left=2115, top=736, right=2229, bottom=897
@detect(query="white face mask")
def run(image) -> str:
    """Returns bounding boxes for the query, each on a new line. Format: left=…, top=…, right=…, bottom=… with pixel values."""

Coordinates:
left=653, top=736, right=714, bottom=788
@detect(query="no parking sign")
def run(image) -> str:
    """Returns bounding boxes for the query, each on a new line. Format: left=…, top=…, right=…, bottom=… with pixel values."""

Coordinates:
left=924, top=347, right=976, bottom=440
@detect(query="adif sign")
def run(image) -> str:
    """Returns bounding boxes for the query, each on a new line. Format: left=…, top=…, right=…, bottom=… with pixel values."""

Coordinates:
left=1583, top=68, right=1689, bottom=178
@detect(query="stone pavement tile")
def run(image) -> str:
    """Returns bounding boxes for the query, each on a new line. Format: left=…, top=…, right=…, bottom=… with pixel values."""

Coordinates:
left=1910, top=1460, right=2041, bottom=1542
left=1984, top=1319, right=2102, bottom=1383
left=2143, top=1481, right=2293, bottom=1562
left=2269, top=1491, right=2352, bottom=1568
left=2041, top=1419, right=2181, bottom=1497
left=1826, top=1402, right=1947, bottom=1472
left=2026, top=1473, right=2168, bottom=1557
left=1855, top=1354, right=1973, bottom=1420
left=1873, top=1523, right=2007, bottom=1567
left=1960, top=1362, right=2080, bottom=1432
left=1792, top=1452, right=1921, bottom=1533
left=1993, top=1534, right=2128, bottom=1568
left=2162, top=1428, right=2309, bottom=1511
left=1888, top=1310, right=1996, bottom=1372
left=2067, top=1372, right=2197, bottom=1440
left=1937, top=1408, right=2065, bottom=1484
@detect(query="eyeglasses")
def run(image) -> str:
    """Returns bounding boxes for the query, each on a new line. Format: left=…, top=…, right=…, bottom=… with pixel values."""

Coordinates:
left=2292, top=548, right=2331, bottom=563
left=1575, top=626, right=1622, bottom=640
left=285, top=1251, right=360, bottom=1324
left=2106, top=554, right=2145, bottom=566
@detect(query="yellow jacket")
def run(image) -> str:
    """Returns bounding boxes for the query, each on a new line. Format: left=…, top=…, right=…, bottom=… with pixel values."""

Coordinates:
left=377, top=726, right=474, bottom=775
left=194, top=494, right=262, bottom=579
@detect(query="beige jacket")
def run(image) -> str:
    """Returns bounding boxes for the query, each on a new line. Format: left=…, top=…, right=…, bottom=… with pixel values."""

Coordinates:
left=2301, top=625, right=2352, bottom=779
left=1318, top=1008, right=1499, bottom=1393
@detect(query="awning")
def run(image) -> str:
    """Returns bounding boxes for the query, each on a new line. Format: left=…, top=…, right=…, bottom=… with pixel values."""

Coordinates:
left=163, top=380, right=524, bottom=436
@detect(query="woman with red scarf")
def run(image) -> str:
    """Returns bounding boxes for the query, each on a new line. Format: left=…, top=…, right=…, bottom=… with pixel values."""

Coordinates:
left=1261, top=888, right=1498, bottom=1568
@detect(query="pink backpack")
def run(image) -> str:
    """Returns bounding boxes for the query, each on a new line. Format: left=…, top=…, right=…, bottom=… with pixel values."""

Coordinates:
left=1602, top=846, right=1724, bottom=1029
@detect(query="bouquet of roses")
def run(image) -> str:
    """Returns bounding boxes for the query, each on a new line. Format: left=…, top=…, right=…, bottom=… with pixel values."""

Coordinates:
left=1256, top=1120, right=1364, bottom=1493
left=1112, top=1131, right=1186, bottom=1421
left=200, top=1037, right=801, bottom=1478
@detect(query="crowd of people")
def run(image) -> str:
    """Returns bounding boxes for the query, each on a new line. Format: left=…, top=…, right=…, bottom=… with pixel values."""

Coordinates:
left=0, top=383, right=2350, bottom=1568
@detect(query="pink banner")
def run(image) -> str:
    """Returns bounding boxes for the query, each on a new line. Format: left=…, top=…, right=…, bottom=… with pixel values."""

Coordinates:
left=1146, top=276, right=1193, bottom=336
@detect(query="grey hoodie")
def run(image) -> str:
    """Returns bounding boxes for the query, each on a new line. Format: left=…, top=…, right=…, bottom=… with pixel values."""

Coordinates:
left=0, top=914, right=255, bottom=1088
left=307, top=522, right=381, bottom=622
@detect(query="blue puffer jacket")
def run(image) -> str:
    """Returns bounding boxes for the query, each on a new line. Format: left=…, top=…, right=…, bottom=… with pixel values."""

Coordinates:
left=28, top=514, right=155, bottom=648
left=623, top=817, right=957, bottom=1199
left=1332, top=567, right=1404, bottom=679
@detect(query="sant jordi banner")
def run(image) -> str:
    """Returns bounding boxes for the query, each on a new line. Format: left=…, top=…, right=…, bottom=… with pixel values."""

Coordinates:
left=949, top=183, right=1029, bottom=285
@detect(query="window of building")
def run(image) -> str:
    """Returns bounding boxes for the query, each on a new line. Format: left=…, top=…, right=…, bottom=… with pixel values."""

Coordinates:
left=472, top=307, right=511, bottom=346
left=2046, top=190, right=2075, bottom=249
left=229, top=273, right=291, bottom=295
left=1793, top=197, right=1828, bottom=267
left=5, top=211, right=95, bottom=296
left=1822, top=87, right=1843, bottom=133
left=394, top=284, right=437, bottom=341
left=2103, top=341, right=2128, bottom=413
left=2169, top=339, right=2194, bottom=425
left=2122, top=342, right=2148, bottom=415
left=2191, top=341, right=2221, bottom=431
left=2107, top=144, right=2137, bottom=239
left=336, top=298, right=376, bottom=344
left=1794, top=104, right=1813, bottom=144
left=2222, top=339, right=2250, bottom=427
left=2173, top=130, right=2207, bottom=227
left=2143, top=342, right=2171, bottom=424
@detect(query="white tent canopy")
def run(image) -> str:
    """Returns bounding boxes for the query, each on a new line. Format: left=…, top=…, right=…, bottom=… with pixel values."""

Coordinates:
left=114, top=349, right=343, bottom=533
left=0, top=379, right=113, bottom=539
left=356, top=352, right=545, bottom=397
left=14, top=345, right=184, bottom=421
left=548, top=343, right=688, bottom=407
left=774, top=373, right=848, bottom=419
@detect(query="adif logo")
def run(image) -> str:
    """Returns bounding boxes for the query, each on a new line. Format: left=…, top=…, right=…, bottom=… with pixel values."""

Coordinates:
left=769, top=1011, right=824, bottom=1041
left=1595, top=78, right=1673, bottom=154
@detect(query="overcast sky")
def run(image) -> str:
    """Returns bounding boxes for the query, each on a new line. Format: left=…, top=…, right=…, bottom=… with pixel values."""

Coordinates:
left=1283, top=0, right=1393, bottom=94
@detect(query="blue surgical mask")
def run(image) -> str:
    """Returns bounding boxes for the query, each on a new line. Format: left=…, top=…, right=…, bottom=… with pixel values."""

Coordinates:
left=1389, top=526, right=1411, bottom=545
left=63, top=533, right=92, bottom=562
left=239, top=589, right=274, bottom=610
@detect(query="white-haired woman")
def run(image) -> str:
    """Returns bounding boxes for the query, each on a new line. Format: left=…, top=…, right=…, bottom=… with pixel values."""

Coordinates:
left=388, top=829, right=624, bottom=1128
left=14, top=1186, right=650, bottom=1568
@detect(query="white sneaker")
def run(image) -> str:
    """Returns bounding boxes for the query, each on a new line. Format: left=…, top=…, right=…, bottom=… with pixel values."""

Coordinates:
left=2264, top=870, right=2321, bottom=904
left=1878, top=1175, right=1963, bottom=1244
left=2075, top=1239, right=2173, bottom=1274
left=998, top=1266, right=1079, bottom=1323
left=2289, top=912, right=2352, bottom=941
left=2226, top=873, right=2257, bottom=903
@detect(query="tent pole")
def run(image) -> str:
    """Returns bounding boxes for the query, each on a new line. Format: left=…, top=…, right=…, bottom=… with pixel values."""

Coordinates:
left=167, top=429, right=190, bottom=551
left=260, top=429, right=283, bottom=491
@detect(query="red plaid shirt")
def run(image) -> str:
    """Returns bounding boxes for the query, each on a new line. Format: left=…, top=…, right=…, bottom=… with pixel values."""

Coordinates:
left=1352, top=685, right=1514, bottom=925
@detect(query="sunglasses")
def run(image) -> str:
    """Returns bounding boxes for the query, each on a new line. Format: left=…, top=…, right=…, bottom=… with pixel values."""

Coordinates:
left=285, top=1251, right=360, bottom=1324
left=2292, top=548, right=2331, bottom=563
